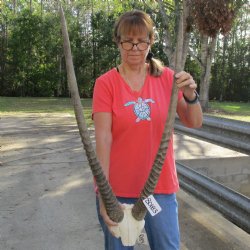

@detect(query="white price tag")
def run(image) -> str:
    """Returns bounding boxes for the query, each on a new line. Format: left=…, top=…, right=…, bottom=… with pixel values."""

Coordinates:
left=143, top=195, right=162, bottom=216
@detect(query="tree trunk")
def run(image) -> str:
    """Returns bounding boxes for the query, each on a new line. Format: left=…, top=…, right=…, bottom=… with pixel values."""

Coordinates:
left=220, top=36, right=228, bottom=101
left=30, top=0, right=32, bottom=13
left=55, top=54, right=63, bottom=97
left=181, top=0, right=191, bottom=69
left=158, top=0, right=190, bottom=69
left=0, top=22, right=6, bottom=95
left=40, top=0, right=43, bottom=15
left=13, top=0, right=16, bottom=14
left=199, top=34, right=217, bottom=111
left=1, top=18, right=8, bottom=95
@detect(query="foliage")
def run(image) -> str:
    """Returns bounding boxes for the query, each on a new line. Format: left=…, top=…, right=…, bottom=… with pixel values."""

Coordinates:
left=184, top=55, right=201, bottom=86
left=188, top=0, right=244, bottom=37
left=210, top=3, right=249, bottom=102
left=0, top=0, right=249, bottom=102
left=1, top=5, right=62, bottom=97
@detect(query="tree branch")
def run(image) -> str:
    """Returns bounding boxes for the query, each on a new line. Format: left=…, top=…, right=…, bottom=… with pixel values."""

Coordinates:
left=188, top=48, right=203, bottom=67
left=157, top=0, right=174, bottom=56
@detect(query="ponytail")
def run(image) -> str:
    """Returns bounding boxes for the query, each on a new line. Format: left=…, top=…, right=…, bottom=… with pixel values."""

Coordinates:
left=146, top=51, right=164, bottom=77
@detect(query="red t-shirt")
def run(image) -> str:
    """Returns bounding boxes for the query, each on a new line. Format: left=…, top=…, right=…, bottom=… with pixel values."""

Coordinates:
left=92, top=67, right=182, bottom=198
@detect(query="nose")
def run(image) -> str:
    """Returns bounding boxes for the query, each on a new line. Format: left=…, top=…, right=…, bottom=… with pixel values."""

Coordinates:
left=132, top=44, right=139, bottom=51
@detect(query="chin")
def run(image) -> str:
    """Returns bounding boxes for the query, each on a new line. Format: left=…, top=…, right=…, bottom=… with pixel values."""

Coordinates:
left=128, top=59, right=144, bottom=65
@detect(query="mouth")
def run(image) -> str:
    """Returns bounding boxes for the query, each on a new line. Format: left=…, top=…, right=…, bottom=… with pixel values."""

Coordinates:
left=128, top=54, right=141, bottom=57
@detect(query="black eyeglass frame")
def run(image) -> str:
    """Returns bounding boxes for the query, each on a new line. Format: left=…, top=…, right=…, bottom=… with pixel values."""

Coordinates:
left=120, top=41, right=150, bottom=51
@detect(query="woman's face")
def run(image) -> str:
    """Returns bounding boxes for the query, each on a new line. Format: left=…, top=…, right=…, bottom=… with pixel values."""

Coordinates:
left=118, top=31, right=151, bottom=67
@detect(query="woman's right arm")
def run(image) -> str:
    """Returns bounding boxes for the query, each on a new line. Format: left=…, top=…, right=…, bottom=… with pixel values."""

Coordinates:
left=93, top=112, right=118, bottom=227
left=94, top=112, right=112, bottom=178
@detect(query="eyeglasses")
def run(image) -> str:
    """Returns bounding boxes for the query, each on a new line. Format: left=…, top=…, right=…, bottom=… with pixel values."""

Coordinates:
left=120, top=41, right=150, bottom=51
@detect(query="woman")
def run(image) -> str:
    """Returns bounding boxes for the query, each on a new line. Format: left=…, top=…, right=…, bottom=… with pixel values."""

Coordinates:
left=92, top=10, right=203, bottom=250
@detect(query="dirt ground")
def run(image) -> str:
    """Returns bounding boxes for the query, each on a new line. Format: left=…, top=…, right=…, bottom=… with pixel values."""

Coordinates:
left=0, top=113, right=249, bottom=250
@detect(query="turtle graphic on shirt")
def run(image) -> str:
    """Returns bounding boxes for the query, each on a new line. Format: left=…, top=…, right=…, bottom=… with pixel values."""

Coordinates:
left=124, top=97, right=155, bottom=122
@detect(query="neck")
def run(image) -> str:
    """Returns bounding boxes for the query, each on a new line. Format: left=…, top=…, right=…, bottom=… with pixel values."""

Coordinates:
left=119, top=63, right=147, bottom=91
left=120, top=63, right=146, bottom=75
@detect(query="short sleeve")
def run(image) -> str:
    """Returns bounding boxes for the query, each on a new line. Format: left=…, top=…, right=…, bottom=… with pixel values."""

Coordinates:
left=92, top=78, right=113, bottom=114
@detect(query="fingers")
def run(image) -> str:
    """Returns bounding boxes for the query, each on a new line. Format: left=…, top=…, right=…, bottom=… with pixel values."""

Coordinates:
left=101, top=211, right=118, bottom=227
left=99, top=199, right=119, bottom=237
left=99, top=197, right=118, bottom=227
left=175, top=71, right=197, bottom=90
left=120, top=202, right=126, bottom=210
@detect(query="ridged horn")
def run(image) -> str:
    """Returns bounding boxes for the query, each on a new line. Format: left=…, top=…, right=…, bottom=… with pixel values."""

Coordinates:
left=132, top=9, right=184, bottom=221
left=59, top=3, right=123, bottom=223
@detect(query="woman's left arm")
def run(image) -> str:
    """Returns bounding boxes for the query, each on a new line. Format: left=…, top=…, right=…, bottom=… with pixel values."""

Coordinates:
left=175, top=71, right=203, bottom=128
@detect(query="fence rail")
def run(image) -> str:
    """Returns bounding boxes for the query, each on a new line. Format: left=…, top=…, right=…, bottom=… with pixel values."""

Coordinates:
left=177, top=162, right=250, bottom=233
left=175, top=115, right=250, bottom=154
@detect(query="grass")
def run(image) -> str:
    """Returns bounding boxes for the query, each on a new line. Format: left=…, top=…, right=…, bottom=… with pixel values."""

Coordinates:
left=206, top=101, right=250, bottom=122
left=0, top=97, right=92, bottom=113
left=0, top=97, right=93, bottom=124
left=0, top=97, right=249, bottom=123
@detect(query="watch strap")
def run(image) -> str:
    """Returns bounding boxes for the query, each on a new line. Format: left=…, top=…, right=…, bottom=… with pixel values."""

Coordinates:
left=183, top=90, right=199, bottom=104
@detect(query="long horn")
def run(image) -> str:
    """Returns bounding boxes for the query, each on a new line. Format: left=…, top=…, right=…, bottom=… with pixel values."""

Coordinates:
left=59, top=3, right=123, bottom=223
left=132, top=8, right=184, bottom=221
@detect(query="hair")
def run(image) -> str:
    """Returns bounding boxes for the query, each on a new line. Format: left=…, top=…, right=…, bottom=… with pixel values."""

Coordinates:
left=113, top=10, right=164, bottom=77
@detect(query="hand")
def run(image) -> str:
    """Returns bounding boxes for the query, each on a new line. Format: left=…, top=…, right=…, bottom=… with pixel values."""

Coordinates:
left=175, top=71, right=197, bottom=100
left=99, top=195, right=118, bottom=227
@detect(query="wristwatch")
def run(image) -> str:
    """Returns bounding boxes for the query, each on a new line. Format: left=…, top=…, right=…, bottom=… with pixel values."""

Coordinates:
left=183, top=90, right=199, bottom=104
